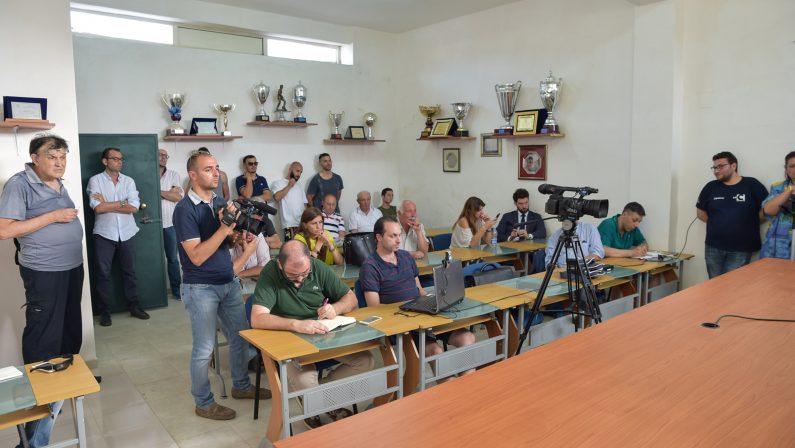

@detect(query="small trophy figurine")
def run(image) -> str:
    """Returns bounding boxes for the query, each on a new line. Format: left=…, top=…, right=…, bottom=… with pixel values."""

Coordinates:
left=329, top=111, right=344, bottom=139
left=451, top=102, right=471, bottom=137
left=274, top=85, right=289, bottom=122
left=162, top=92, right=186, bottom=135
left=252, top=82, right=270, bottom=122
left=212, top=104, right=236, bottom=136
left=363, top=112, right=377, bottom=140
left=418, top=105, right=441, bottom=138
left=293, top=81, right=307, bottom=123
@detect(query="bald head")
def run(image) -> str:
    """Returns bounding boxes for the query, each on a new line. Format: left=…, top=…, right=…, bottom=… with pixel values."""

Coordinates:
left=287, top=161, right=303, bottom=181
left=278, top=240, right=310, bottom=266
left=357, top=191, right=372, bottom=213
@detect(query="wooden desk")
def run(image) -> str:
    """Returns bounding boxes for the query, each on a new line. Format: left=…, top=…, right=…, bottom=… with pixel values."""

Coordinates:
left=425, top=227, right=451, bottom=237
left=276, top=258, right=795, bottom=447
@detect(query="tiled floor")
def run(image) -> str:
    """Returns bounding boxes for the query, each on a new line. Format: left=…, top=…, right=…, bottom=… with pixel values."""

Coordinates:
left=0, top=297, right=306, bottom=448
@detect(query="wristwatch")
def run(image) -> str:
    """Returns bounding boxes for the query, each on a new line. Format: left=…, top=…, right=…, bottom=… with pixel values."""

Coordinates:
left=119, top=199, right=128, bottom=208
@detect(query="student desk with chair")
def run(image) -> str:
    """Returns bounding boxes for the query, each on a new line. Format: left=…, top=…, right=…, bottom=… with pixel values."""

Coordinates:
left=0, top=355, right=100, bottom=448
left=275, top=258, right=795, bottom=447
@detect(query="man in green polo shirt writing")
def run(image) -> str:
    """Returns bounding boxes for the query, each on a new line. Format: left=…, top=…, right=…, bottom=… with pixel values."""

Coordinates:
left=597, top=202, right=648, bottom=258
left=250, top=240, right=373, bottom=428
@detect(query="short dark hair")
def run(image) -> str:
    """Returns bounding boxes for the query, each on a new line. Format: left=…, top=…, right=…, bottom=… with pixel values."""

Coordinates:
left=623, top=202, right=646, bottom=216
left=374, top=216, right=399, bottom=237
left=318, top=153, right=330, bottom=161
left=187, top=151, right=213, bottom=172
left=512, top=188, right=530, bottom=203
left=381, top=187, right=393, bottom=197
left=243, top=155, right=256, bottom=164
left=102, top=147, right=121, bottom=159
left=785, top=151, right=795, bottom=165
left=196, top=147, right=211, bottom=154
left=29, top=134, right=68, bottom=155
left=713, top=151, right=738, bottom=168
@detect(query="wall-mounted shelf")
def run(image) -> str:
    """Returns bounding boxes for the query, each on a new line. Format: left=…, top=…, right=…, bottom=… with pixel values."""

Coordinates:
left=246, top=121, right=318, bottom=128
left=162, top=134, right=243, bottom=142
left=323, top=139, right=385, bottom=145
left=491, top=133, right=565, bottom=139
left=0, top=119, right=55, bottom=131
left=416, top=136, right=476, bottom=141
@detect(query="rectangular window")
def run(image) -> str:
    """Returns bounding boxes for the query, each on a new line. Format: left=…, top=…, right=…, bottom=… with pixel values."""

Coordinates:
left=177, top=27, right=263, bottom=55
left=267, top=37, right=341, bottom=64
left=70, top=10, right=173, bottom=45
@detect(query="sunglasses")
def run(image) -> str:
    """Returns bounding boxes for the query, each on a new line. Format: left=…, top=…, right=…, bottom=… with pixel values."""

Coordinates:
left=31, top=354, right=74, bottom=374
left=247, top=162, right=259, bottom=166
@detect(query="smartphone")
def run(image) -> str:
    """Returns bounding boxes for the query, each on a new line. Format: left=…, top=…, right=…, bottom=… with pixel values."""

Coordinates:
left=494, top=213, right=501, bottom=221
left=359, top=316, right=382, bottom=325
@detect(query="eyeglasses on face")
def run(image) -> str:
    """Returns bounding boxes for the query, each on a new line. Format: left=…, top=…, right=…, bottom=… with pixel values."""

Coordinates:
left=283, top=266, right=311, bottom=281
left=710, top=163, right=729, bottom=171
left=159, top=154, right=169, bottom=159
left=106, top=156, right=124, bottom=162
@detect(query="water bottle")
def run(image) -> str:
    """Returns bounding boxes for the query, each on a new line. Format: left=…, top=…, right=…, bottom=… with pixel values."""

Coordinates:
left=490, top=229, right=497, bottom=247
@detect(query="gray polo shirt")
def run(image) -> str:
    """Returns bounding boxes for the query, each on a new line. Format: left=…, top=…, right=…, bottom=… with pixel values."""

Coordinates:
left=0, top=163, right=83, bottom=271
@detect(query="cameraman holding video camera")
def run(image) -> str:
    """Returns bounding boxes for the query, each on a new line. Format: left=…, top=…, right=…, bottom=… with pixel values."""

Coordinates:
left=173, top=151, right=270, bottom=421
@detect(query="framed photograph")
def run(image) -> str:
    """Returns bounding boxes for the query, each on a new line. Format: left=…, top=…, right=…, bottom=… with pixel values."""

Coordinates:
left=345, top=126, right=367, bottom=140
left=442, top=148, right=460, bottom=173
left=518, top=145, right=547, bottom=180
left=514, top=110, right=539, bottom=135
left=190, top=118, right=218, bottom=135
left=480, top=133, right=502, bottom=157
left=3, top=96, right=47, bottom=120
left=430, top=118, right=457, bottom=138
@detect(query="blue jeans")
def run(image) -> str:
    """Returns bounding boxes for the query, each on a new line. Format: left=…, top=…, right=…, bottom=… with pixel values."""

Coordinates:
left=162, top=227, right=182, bottom=298
left=704, top=245, right=753, bottom=279
left=18, top=400, right=64, bottom=448
left=182, top=281, right=251, bottom=409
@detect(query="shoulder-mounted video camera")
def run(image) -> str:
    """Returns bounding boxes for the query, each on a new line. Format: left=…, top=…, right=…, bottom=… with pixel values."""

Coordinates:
left=539, top=184, right=608, bottom=221
left=220, top=198, right=277, bottom=236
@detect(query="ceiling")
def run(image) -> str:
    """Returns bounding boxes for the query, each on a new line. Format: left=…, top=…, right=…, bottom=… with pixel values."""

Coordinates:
left=199, top=0, right=529, bottom=33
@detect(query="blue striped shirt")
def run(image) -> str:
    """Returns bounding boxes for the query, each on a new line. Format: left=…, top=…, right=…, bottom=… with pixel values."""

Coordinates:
left=359, top=250, right=419, bottom=304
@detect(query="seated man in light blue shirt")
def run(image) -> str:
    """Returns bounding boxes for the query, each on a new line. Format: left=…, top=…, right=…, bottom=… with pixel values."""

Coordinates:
left=87, top=147, right=149, bottom=326
left=544, top=221, right=605, bottom=267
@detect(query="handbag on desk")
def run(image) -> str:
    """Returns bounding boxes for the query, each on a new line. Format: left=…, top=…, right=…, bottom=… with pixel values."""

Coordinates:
left=343, top=232, right=376, bottom=266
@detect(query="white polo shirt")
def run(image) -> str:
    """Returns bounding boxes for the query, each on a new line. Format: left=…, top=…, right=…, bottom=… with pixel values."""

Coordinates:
left=349, top=207, right=383, bottom=233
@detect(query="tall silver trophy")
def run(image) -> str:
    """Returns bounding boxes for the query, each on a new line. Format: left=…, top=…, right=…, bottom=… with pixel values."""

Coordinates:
left=540, top=71, right=562, bottom=134
left=451, top=102, right=472, bottom=137
left=212, top=104, right=236, bottom=136
left=252, top=82, right=270, bottom=122
left=293, top=81, right=307, bottom=123
left=494, top=81, right=522, bottom=135
left=162, top=92, right=186, bottom=135
left=363, top=112, right=377, bottom=139
left=329, top=111, right=344, bottom=139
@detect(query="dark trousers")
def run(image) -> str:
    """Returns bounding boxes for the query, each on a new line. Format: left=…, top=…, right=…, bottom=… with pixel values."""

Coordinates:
left=19, top=265, right=84, bottom=364
left=163, top=226, right=182, bottom=298
left=93, top=234, right=139, bottom=314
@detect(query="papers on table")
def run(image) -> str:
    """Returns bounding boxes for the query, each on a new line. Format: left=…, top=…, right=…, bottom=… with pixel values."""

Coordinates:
left=634, top=251, right=663, bottom=261
left=0, top=366, right=23, bottom=382
left=317, top=316, right=356, bottom=332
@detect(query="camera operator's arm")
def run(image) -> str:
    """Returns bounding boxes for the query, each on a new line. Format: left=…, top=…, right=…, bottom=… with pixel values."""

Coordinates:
left=182, top=208, right=236, bottom=266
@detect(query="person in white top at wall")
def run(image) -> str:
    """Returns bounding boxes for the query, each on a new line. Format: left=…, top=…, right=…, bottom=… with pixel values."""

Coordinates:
left=272, top=161, right=308, bottom=241
left=349, top=190, right=383, bottom=233
left=159, top=148, right=183, bottom=300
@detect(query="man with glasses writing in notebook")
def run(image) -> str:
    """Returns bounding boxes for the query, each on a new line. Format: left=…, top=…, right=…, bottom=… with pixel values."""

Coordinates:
left=250, top=240, right=373, bottom=429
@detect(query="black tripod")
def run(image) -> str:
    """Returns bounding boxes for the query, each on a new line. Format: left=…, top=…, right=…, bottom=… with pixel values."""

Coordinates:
left=515, top=218, right=603, bottom=355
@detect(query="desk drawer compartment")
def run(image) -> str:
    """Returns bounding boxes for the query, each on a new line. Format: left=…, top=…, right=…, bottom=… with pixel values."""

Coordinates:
left=303, top=370, right=388, bottom=414
left=435, top=339, right=499, bottom=377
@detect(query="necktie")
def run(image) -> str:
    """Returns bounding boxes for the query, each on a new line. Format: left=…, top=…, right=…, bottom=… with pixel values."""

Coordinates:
left=520, top=213, right=526, bottom=224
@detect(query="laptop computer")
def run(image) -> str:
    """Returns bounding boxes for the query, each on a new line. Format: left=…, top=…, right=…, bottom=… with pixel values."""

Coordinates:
left=400, top=259, right=465, bottom=314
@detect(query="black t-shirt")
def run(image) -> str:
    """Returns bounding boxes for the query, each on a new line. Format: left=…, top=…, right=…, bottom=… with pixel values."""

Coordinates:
left=696, top=177, right=768, bottom=252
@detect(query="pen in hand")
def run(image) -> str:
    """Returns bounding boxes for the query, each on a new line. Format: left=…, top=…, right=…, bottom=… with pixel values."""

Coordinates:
left=318, top=298, right=330, bottom=319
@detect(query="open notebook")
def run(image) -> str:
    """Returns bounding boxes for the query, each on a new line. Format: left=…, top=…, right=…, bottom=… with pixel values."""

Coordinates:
left=317, top=315, right=357, bottom=332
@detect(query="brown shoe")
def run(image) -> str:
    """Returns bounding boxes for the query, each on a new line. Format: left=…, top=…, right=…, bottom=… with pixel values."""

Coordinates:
left=303, top=415, right=323, bottom=430
left=195, top=402, right=236, bottom=420
left=231, top=385, right=272, bottom=400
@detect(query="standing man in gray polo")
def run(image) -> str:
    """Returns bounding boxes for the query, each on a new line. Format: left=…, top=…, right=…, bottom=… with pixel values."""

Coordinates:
left=0, top=134, right=84, bottom=448
left=87, top=147, right=149, bottom=326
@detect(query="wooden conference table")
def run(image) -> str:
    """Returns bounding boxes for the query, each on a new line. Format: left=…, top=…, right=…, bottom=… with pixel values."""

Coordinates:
left=275, top=258, right=795, bottom=447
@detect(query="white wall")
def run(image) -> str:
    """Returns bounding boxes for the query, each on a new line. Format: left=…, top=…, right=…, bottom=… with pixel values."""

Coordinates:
left=0, top=0, right=96, bottom=366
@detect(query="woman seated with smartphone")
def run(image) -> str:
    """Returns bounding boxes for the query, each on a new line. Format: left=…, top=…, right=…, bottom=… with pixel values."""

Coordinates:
left=450, top=196, right=499, bottom=248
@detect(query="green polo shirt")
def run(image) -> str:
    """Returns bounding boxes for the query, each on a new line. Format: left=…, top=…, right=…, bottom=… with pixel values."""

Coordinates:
left=252, top=257, right=350, bottom=320
left=597, top=214, right=646, bottom=250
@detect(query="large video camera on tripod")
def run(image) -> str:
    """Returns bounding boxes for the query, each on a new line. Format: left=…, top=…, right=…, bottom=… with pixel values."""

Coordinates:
left=219, top=198, right=277, bottom=236
left=515, top=184, right=609, bottom=355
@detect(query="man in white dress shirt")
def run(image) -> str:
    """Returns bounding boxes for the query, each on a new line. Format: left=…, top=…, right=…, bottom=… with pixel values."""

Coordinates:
left=348, top=191, right=382, bottom=233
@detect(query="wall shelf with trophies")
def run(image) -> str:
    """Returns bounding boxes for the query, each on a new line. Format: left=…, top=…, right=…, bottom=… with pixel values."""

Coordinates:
left=246, top=121, right=318, bottom=128
left=416, top=136, right=476, bottom=141
left=162, top=134, right=243, bottom=142
left=0, top=120, right=55, bottom=131
left=323, top=139, right=385, bottom=145
left=491, top=133, right=565, bottom=139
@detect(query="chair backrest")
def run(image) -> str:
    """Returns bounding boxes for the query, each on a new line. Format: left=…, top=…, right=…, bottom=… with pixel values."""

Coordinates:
left=354, top=279, right=367, bottom=309
left=429, top=233, right=452, bottom=252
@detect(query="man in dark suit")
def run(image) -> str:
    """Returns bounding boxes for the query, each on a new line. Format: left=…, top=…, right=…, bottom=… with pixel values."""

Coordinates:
left=496, top=188, right=546, bottom=242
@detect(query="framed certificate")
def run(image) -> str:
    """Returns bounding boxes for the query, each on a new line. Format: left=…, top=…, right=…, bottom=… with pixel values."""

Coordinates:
left=514, top=110, right=539, bottom=135
left=3, top=96, right=47, bottom=120
left=190, top=118, right=218, bottom=135
left=430, top=118, right=457, bottom=138
left=481, top=133, right=502, bottom=157
left=345, top=126, right=367, bottom=140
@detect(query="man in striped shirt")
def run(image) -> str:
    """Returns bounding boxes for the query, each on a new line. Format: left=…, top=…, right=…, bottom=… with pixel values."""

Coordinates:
left=321, top=193, right=346, bottom=246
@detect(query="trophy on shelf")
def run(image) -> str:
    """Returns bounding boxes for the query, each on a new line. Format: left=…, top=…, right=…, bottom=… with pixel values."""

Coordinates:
left=162, top=92, right=186, bottom=135
left=252, top=82, right=270, bottom=122
left=363, top=112, right=377, bottom=140
left=539, top=71, right=562, bottom=134
left=494, top=81, right=522, bottom=135
left=293, top=81, right=307, bottom=123
left=451, top=102, right=472, bottom=137
left=418, top=105, right=441, bottom=138
left=329, top=111, right=344, bottom=139
left=212, top=104, right=236, bottom=136
left=274, top=84, right=289, bottom=121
